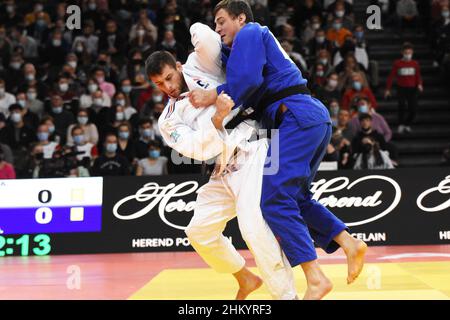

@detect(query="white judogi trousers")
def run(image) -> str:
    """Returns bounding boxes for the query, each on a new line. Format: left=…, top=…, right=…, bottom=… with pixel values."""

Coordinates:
left=185, top=139, right=297, bottom=300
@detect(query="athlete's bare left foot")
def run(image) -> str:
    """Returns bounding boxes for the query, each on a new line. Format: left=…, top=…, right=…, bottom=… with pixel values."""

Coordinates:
left=303, top=277, right=333, bottom=300
left=346, top=239, right=367, bottom=284
left=235, top=272, right=263, bottom=300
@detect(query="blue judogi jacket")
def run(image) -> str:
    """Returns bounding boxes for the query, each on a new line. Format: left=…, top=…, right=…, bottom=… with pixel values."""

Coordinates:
left=216, top=23, right=331, bottom=129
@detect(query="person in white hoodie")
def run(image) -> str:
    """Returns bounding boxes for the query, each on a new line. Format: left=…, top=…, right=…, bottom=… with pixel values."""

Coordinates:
left=146, top=23, right=297, bottom=300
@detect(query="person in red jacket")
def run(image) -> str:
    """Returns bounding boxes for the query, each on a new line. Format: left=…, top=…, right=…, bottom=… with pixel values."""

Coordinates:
left=384, top=42, right=423, bottom=134
left=341, top=72, right=377, bottom=110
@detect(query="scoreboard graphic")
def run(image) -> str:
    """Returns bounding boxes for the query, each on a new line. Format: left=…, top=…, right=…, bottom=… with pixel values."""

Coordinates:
left=0, top=177, right=103, bottom=235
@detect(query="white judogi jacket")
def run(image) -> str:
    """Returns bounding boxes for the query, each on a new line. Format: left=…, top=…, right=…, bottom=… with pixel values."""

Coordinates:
left=158, top=23, right=255, bottom=167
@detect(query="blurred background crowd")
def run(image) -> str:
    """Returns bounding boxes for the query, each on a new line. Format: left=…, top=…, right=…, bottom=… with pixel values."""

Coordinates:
left=0, top=0, right=449, bottom=179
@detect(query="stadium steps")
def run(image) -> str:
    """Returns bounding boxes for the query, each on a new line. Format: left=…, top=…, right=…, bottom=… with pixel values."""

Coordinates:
left=352, top=1, right=450, bottom=168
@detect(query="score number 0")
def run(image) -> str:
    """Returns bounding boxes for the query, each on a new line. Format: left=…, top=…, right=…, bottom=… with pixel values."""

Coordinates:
left=35, top=190, right=53, bottom=224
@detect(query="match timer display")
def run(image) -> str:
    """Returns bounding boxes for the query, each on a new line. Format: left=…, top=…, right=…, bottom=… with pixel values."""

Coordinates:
left=0, top=177, right=103, bottom=235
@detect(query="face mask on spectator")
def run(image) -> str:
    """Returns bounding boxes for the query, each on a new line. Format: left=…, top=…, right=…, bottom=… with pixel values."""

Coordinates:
left=68, top=61, right=77, bottom=69
left=78, top=116, right=88, bottom=125
left=319, top=58, right=328, bottom=65
left=59, top=83, right=69, bottom=92
left=36, top=19, right=46, bottom=27
left=11, top=113, right=22, bottom=123
left=52, top=106, right=63, bottom=114
left=358, top=104, right=369, bottom=113
left=17, top=100, right=26, bottom=108
left=73, top=135, right=84, bottom=145
left=26, top=74, right=35, bottom=81
left=316, top=70, right=324, bottom=77
left=316, top=36, right=325, bottom=43
left=94, top=98, right=103, bottom=106
left=403, top=53, right=412, bottom=61
left=330, top=104, right=339, bottom=116
left=118, top=131, right=129, bottom=140
left=353, top=81, right=362, bottom=91
left=106, top=143, right=117, bottom=153
left=335, top=11, right=345, bottom=18
left=121, top=85, right=132, bottom=93
left=312, top=23, right=320, bottom=30
left=10, top=62, right=21, bottom=70
left=116, top=99, right=125, bottom=106
left=137, top=29, right=145, bottom=37
left=149, top=150, right=160, bottom=159
left=27, top=92, right=37, bottom=100
left=333, top=23, right=342, bottom=30
left=6, top=5, right=15, bottom=13
left=116, top=112, right=125, bottom=121
left=141, top=128, right=154, bottom=139
left=166, top=24, right=174, bottom=32
left=53, top=39, right=62, bottom=47
left=37, top=132, right=49, bottom=141
left=88, top=84, right=98, bottom=93
left=328, top=79, right=338, bottom=89
left=153, top=94, right=163, bottom=103
left=88, top=3, right=96, bottom=10
left=76, top=45, right=84, bottom=53
left=442, top=10, right=450, bottom=18
left=48, top=125, right=55, bottom=134
left=96, top=76, right=105, bottom=84
left=355, top=31, right=364, bottom=39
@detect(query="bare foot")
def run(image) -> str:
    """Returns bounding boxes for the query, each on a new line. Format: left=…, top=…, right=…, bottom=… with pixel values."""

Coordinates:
left=303, top=277, right=333, bottom=300
left=346, top=239, right=368, bottom=284
left=235, top=274, right=263, bottom=300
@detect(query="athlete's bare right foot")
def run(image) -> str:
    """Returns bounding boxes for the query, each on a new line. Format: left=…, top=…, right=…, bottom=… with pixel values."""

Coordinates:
left=346, top=239, right=368, bottom=284
left=303, top=277, right=333, bottom=300
left=235, top=273, right=263, bottom=300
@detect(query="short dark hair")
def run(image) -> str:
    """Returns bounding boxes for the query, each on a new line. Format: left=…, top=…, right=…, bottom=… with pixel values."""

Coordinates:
left=145, top=51, right=177, bottom=78
left=402, top=42, right=413, bottom=51
left=358, top=113, right=372, bottom=121
left=214, top=0, right=254, bottom=23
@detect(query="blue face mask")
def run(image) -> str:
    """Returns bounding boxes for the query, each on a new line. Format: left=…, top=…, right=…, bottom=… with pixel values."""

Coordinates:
left=48, top=125, right=55, bottom=134
left=121, top=86, right=132, bottom=94
left=353, top=81, right=362, bottom=91
left=149, top=150, right=160, bottom=158
left=355, top=31, right=364, bottom=39
left=118, top=131, right=129, bottom=140
left=52, top=106, right=63, bottom=114
left=142, top=128, right=153, bottom=138
left=37, top=132, right=49, bottom=141
left=106, top=143, right=117, bottom=153
left=73, top=135, right=84, bottom=145
left=358, top=104, right=369, bottom=114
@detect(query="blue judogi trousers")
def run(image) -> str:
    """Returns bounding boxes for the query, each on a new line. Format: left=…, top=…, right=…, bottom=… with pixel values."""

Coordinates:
left=261, top=109, right=348, bottom=267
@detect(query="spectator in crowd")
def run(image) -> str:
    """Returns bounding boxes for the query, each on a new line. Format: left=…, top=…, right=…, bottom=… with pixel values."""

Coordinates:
left=114, top=91, right=136, bottom=121
left=158, top=30, right=188, bottom=63
left=136, top=140, right=168, bottom=176
left=0, top=147, right=15, bottom=179
left=15, top=91, right=39, bottom=131
left=385, top=42, right=423, bottom=134
left=431, top=4, right=450, bottom=67
left=0, top=140, right=14, bottom=164
left=99, top=19, right=127, bottom=66
left=93, top=67, right=116, bottom=98
left=72, top=20, right=99, bottom=57
left=328, top=99, right=341, bottom=128
left=327, top=0, right=354, bottom=31
left=47, top=94, right=75, bottom=145
left=135, top=118, right=162, bottom=159
left=349, top=97, right=392, bottom=142
left=326, top=17, right=353, bottom=49
left=66, top=109, right=99, bottom=147
left=396, top=0, right=419, bottom=31
left=333, top=35, right=369, bottom=72
left=80, top=78, right=111, bottom=110
left=316, top=48, right=335, bottom=76
left=341, top=72, right=377, bottom=110
left=0, top=78, right=16, bottom=117
left=292, top=0, right=323, bottom=36
left=301, top=16, right=323, bottom=46
left=91, top=133, right=131, bottom=176
left=40, top=115, right=60, bottom=144
left=337, top=53, right=369, bottom=90
left=0, top=1, right=23, bottom=30
left=129, top=8, right=158, bottom=49
left=69, top=125, right=98, bottom=163
left=353, top=135, right=395, bottom=170
left=309, top=63, right=328, bottom=91
left=306, top=29, right=333, bottom=63
left=2, top=53, right=24, bottom=93
left=25, top=85, right=44, bottom=118
left=1, top=103, right=36, bottom=150
left=117, top=122, right=137, bottom=166
left=315, top=72, right=342, bottom=107
left=36, top=123, right=60, bottom=159
left=9, top=25, right=39, bottom=61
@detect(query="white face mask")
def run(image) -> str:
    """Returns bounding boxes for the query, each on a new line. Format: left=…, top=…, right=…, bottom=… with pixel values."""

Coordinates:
left=335, top=10, right=345, bottom=18
left=10, top=62, right=21, bottom=70
left=27, top=92, right=37, bottom=100
left=53, top=39, right=62, bottom=47
left=116, top=112, right=125, bottom=121
left=17, top=100, right=26, bottom=108
left=328, top=79, right=338, bottom=89
left=116, top=99, right=125, bottom=106
left=0, top=87, right=4, bottom=96
left=137, top=29, right=145, bottom=37
left=11, top=112, right=22, bottom=123
left=26, top=74, right=35, bottom=81
left=68, top=61, right=77, bottom=69
left=59, top=83, right=69, bottom=92
left=403, top=53, right=413, bottom=60
left=94, top=98, right=103, bottom=105
left=88, top=84, right=98, bottom=93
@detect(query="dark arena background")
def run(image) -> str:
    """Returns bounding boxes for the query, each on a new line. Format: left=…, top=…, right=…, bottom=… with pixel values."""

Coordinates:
left=0, top=0, right=449, bottom=301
